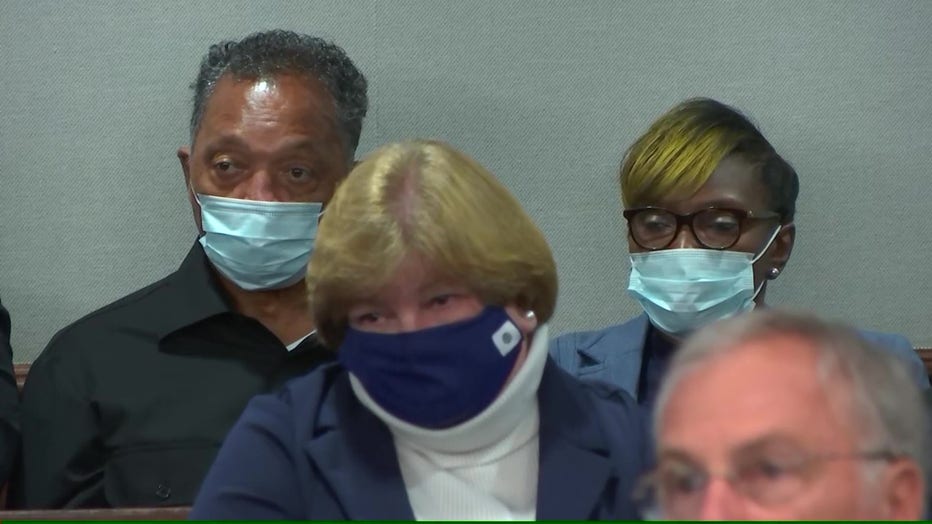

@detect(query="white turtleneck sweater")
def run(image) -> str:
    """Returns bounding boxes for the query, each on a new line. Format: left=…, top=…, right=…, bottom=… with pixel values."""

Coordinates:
left=349, top=324, right=550, bottom=521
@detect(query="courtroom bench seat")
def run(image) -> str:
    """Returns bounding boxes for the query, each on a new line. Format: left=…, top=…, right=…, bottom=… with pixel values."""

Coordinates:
left=0, top=506, right=190, bottom=520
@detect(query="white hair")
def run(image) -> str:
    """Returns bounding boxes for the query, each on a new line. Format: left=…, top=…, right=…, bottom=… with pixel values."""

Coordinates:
left=654, top=309, right=929, bottom=492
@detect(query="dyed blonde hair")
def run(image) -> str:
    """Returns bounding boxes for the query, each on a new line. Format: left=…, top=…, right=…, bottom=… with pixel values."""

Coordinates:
left=307, top=139, right=558, bottom=348
left=621, top=98, right=797, bottom=221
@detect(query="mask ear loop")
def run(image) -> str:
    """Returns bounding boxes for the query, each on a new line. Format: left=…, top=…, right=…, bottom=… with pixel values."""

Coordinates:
left=751, top=224, right=784, bottom=264
left=750, top=223, right=789, bottom=299
left=189, top=182, right=204, bottom=207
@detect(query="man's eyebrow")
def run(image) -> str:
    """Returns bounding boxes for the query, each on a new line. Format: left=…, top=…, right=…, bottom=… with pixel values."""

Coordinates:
left=657, top=448, right=700, bottom=464
left=275, top=137, right=329, bottom=153
left=730, top=433, right=805, bottom=459
left=201, top=136, right=336, bottom=157
left=199, top=134, right=251, bottom=152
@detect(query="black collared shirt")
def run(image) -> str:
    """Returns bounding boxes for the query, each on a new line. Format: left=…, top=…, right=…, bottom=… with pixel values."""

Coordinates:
left=13, top=243, right=334, bottom=509
left=0, top=298, right=19, bottom=485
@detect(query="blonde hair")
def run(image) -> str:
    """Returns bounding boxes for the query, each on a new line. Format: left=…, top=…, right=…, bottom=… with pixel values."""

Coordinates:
left=307, top=139, right=558, bottom=348
left=620, top=98, right=784, bottom=211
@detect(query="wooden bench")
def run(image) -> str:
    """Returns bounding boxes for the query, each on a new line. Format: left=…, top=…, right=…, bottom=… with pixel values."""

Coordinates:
left=0, top=506, right=190, bottom=520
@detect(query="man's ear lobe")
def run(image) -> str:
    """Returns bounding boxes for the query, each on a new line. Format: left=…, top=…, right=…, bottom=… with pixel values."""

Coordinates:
left=880, top=459, right=925, bottom=520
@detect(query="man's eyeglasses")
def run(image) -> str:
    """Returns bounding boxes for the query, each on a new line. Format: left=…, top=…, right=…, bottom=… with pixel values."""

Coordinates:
left=623, top=207, right=781, bottom=251
left=633, top=450, right=897, bottom=520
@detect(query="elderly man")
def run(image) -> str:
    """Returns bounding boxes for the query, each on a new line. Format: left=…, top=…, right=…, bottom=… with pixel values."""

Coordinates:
left=641, top=310, right=928, bottom=520
left=16, top=30, right=368, bottom=508
left=0, top=297, right=18, bottom=485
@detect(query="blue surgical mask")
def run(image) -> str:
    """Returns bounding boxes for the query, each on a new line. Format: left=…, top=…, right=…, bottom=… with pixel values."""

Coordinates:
left=195, top=193, right=322, bottom=291
left=627, top=228, right=781, bottom=336
left=338, top=307, right=524, bottom=429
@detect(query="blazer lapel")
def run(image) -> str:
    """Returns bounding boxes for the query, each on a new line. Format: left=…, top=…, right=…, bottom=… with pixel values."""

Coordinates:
left=535, top=362, right=618, bottom=519
left=304, top=376, right=415, bottom=520
left=577, top=314, right=650, bottom=400
left=536, top=432, right=614, bottom=519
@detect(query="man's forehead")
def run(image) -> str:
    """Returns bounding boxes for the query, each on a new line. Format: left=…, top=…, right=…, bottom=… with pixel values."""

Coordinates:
left=683, top=335, right=821, bottom=390
left=193, top=73, right=343, bottom=150
left=660, top=337, right=842, bottom=446
left=203, top=73, right=337, bottom=119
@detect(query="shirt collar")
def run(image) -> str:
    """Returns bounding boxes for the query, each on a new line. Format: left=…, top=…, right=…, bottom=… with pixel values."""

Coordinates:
left=645, top=322, right=678, bottom=360
left=151, top=240, right=234, bottom=341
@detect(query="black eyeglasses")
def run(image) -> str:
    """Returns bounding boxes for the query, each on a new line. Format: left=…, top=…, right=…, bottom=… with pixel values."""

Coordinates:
left=633, top=450, right=897, bottom=520
left=622, top=207, right=781, bottom=251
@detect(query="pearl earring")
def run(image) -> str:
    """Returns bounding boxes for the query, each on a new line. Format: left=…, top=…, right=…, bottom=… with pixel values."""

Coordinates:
left=768, top=268, right=781, bottom=279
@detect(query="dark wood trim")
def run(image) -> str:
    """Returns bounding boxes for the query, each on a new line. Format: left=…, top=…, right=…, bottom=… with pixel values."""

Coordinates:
left=0, top=506, right=190, bottom=520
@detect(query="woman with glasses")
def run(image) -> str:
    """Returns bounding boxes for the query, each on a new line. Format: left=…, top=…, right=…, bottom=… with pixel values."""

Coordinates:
left=190, top=140, right=647, bottom=520
left=550, top=98, right=927, bottom=414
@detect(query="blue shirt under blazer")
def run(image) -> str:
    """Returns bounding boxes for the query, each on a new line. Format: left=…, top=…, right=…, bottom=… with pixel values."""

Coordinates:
left=190, top=359, right=648, bottom=520
left=550, top=314, right=930, bottom=400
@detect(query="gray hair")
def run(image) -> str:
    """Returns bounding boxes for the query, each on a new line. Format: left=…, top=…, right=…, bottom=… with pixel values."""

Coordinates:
left=189, top=30, right=368, bottom=157
left=654, top=309, right=929, bottom=483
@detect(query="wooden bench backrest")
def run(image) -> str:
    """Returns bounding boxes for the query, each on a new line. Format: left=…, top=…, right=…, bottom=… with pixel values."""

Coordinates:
left=0, top=506, right=190, bottom=520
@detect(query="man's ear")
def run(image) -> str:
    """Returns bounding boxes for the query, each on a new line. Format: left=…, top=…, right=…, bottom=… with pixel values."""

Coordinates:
left=177, top=146, right=203, bottom=234
left=879, top=459, right=925, bottom=520
left=177, top=146, right=192, bottom=184
left=769, top=222, right=795, bottom=273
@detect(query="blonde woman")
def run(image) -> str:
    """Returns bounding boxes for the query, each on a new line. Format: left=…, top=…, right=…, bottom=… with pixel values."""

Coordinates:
left=191, top=140, right=646, bottom=520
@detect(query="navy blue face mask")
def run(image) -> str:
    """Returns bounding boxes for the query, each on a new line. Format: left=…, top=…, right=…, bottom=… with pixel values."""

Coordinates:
left=338, top=306, right=524, bottom=429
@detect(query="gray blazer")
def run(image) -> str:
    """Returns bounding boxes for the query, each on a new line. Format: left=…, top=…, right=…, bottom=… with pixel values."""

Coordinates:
left=550, top=314, right=929, bottom=400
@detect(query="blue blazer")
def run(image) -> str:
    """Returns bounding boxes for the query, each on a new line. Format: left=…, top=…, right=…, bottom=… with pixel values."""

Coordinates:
left=550, top=314, right=929, bottom=399
left=191, top=360, right=648, bottom=520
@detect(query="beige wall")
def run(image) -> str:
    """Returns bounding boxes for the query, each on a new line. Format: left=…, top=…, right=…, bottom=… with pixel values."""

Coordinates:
left=1, top=0, right=930, bottom=361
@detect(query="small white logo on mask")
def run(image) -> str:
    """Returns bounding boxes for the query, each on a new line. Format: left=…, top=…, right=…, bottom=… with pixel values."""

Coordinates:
left=492, top=321, right=521, bottom=356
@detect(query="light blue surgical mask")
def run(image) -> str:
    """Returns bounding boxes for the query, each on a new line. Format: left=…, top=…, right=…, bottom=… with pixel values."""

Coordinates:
left=194, top=192, right=322, bottom=291
left=627, top=228, right=781, bottom=336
